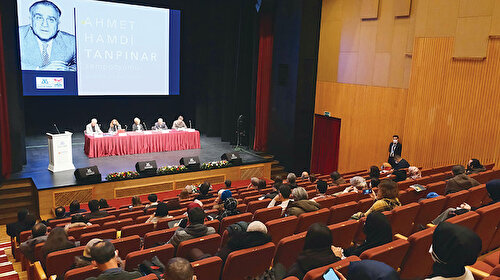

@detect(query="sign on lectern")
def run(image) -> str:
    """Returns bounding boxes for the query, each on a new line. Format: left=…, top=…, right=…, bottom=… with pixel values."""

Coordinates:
left=46, top=131, right=75, bottom=172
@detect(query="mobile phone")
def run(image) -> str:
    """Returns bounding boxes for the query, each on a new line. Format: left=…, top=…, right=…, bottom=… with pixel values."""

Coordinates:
left=363, top=188, right=372, bottom=194
left=323, top=267, right=340, bottom=280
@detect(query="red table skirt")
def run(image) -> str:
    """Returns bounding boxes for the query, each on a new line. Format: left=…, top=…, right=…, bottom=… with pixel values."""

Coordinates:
left=84, top=130, right=201, bottom=158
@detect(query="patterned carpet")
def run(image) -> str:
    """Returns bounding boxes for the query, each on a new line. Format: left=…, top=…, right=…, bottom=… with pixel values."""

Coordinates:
left=0, top=242, right=19, bottom=280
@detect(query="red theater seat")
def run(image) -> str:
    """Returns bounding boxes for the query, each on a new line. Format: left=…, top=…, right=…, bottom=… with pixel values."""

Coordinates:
left=46, top=246, right=85, bottom=277
left=315, top=196, right=336, bottom=209
left=64, top=265, right=100, bottom=280
left=398, top=227, right=435, bottom=280
left=266, top=216, right=298, bottom=245
left=101, top=218, right=134, bottom=231
left=328, top=220, right=360, bottom=249
left=121, top=223, right=155, bottom=238
left=357, top=198, right=373, bottom=213
left=221, top=242, right=275, bottom=280
left=360, top=239, right=410, bottom=270
left=467, top=185, right=488, bottom=208
left=488, top=219, right=500, bottom=251
left=328, top=202, right=359, bottom=225
left=427, top=181, right=446, bottom=195
left=302, top=256, right=361, bottom=280
left=446, top=211, right=480, bottom=230
left=124, top=244, right=175, bottom=272
left=219, top=213, right=253, bottom=233
left=474, top=203, right=500, bottom=253
left=413, top=196, right=448, bottom=232
left=67, top=224, right=100, bottom=240
left=88, top=215, right=116, bottom=226
left=295, top=208, right=330, bottom=233
left=111, top=235, right=141, bottom=260
left=118, top=210, right=144, bottom=221
left=273, top=231, right=307, bottom=269
left=444, top=190, right=470, bottom=209
left=191, top=256, right=223, bottom=280
left=80, top=228, right=117, bottom=245
left=246, top=199, right=272, bottom=213
left=252, top=206, right=282, bottom=224
left=176, top=234, right=221, bottom=259
left=143, top=228, right=178, bottom=249
left=333, top=192, right=360, bottom=205
left=390, top=203, right=420, bottom=236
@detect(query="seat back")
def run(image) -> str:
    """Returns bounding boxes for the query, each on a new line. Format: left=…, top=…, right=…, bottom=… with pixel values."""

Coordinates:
left=121, top=223, right=155, bottom=238
left=240, top=190, right=259, bottom=199
left=88, top=215, right=116, bottom=226
left=252, top=206, right=282, bottom=224
left=328, top=202, right=359, bottom=225
left=357, top=198, right=374, bottom=213
left=118, top=210, right=144, bottom=221
left=67, top=224, right=100, bottom=240
left=273, top=232, right=307, bottom=269
left=427, top=181, right=446, bottom=195
left=33, top=261, right=47, bottom=280
left=444, top=190, right=470, bottom=209
left=64, top=265, right=100, bottom=280
left=101, top=218, right=134, bottom=231
left=414, top=196, right=448, bottom=232
left=246, top=199, right=272, bottom=213
left=48, top=218, right=71, bottom=228
left=143, top=228, right=178, bottom=249
left=303, top=256, right=361, bottom=280
left=390, top=203, right=420, bottom=236
left=399, top=227, right=435, bottom=279
left=265, top=216, right=298, bottom=245
left=46, top=246, right=85, bottom=277
left=474, top=203, right=500, bottom=253
left=315, top=196, right=336, bottom=209
left=446, top=211, right=480, bottom=230
left=487, top=219, right=500, bottom=251
left=333, top=192, right=360, bottom=205
left=111, top=235, right=141, bottom=260
left=221, top=242, right=275, bottom=280
left=295, top=208, right=330, bottom=233
left=80, top=228, right=117, bottom=245
left=107, top=208, right=130, bottom=217
left=220, top=213, right=253, bottom=233
left=176, top=234, right=221, bottom=259
left=360, top=239, right=410, bottom=270
left=191, top=256, right=223, bottom=280
left=124, top=243, right=175, bottom=271
left=204, top=219, right=220, bottom=232
left=328, top=220, right=360, bottom=249
left=243, top=194, right=263, bottom=205
left=466, top=184, right=488, bottom=208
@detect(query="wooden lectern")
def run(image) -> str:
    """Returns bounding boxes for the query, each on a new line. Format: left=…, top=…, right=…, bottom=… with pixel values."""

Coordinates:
left=47, top=131, right=75, bottom=172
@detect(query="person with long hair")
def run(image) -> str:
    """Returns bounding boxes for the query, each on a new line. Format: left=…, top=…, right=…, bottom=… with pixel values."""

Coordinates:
left=108, top=119, right=121, bottom=133
left=42, top=227, right=75, bottom=259
left=146, top=202, right=173, bottom=227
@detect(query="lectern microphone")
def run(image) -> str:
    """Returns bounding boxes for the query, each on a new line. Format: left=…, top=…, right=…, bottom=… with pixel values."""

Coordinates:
left=53, top=123, right=61, bottom=134
left=189, top=120, right=192, bottom=129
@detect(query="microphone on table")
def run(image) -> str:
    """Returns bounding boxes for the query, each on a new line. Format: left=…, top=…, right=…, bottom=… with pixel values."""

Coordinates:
left=189, top=120, right=192, bottom=129
left=53, top=123, right=61, bottom=134
left=143, top=122, right=147, bottom=130
left=124, top=125, right=128, bottom=131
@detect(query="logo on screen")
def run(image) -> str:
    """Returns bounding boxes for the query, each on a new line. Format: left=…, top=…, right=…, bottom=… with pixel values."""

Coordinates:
left=36, top=77, right=65, bottom=89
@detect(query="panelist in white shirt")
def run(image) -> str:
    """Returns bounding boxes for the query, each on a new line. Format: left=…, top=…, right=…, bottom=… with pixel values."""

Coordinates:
left=85, top=118, right=102, bottom=134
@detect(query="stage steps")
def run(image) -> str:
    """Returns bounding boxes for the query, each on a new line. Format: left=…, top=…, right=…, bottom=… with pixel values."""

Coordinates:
left=254, top=151, right=288, bottom=179
left=0, top=179, right=38, bottom=225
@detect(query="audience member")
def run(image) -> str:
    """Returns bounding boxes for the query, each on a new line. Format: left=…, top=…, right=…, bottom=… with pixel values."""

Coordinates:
left=393, top=155, right=410, bottom=170
left=393, top=169, right=407, bottom=182
left=258, top=179, right=267, bottom=189
left=286, top=223, right=341, bottom=279
left=166, top=257, right=198, bottom=280
left=19, top=223, right=48, bottom=262
left=330, top=171, right=346, bottom=186
left=309, top=174, right=317, bottom=184
left=98, top=199, right=110, bottom=209
left=216, top=221, right=271, bottom=262
left=213, top=190, right=232, bottom=211
left=86, top=200, right=109, bottom=219
left=6, top=208, right=36, bottom=242
left=370, top=178, right=380, bottom=188
left=224, top=179, right=232, bottom=188
left=65, top=214, right=91, bottom=232
left=338, top=212, right=392, bottom=257
left=466, top=158, right=486, bottom=175
left=196, top=182, right=213, bottom=200
left=42, top=227, right=75, bottom=259
left=426, top=222, right=481, bottom=280
left=485, top=179, right=500, bottom=205
left=353, top=179, right=400, bottom=219
left=68, top=200, right=86, bottom=216
left=143, top=194, right=159, bottom=212
left=301, top=171, right=309, bottom=180
left=86, top=240, right=142, bottom=280
left=165, top=199, right=182, bottom=211
left=311, top=180, right=329, bottom=201
left=248, top=177, right=260, bottom=190
left=167, top=207, right=216, bottom=248
left=380, top=162, right=393, bottom=174
left=273, top=176, right=283, bottom=185
left=130, top=196, right=142, bottom=207
left=47, top=206, right=66, bottom=223
left=287, top=187, right=320, bottom=216
left=342, top=176, right=366, bottom=193
left=73, top=238, right=102, bottom=268
left=267, top=185, right=292, bottom=215
left=177, top=190, right=189, bottom=200
left=445, top=165, right=480, bottom=194
left=369, top=166, right=380, bottom=180
left=408, top=166, right=422, bottom=180
left=217, top=197, right=240, bottom=220
left=287, top=173, right=297, bottom=189
left=348, top=260, right=399, bottom=280
left=146, top=202, right=173, bottom=226
left=262, top=183, right=280, bottom=200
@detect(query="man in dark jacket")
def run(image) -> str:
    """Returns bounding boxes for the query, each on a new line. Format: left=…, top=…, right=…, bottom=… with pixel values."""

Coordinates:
left=19, top=223, right=48, bottom=262
left=445, top=165, right=480, bottom=194
left=86, top=240, right=141, bottom=280
left=392, top=155, right=410, bottom=170
left=85, top=200, right=109, bottom=220
left=167, top=207, right=216, bottom=248
left=388, top=135, right=402, bottom=167
left=6, top=209, right=36, bottom=242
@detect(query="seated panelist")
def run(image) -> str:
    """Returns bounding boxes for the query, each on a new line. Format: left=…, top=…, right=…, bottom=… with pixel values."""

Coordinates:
left=108, top=119, right=122, bottom=133
left=155, top=118, right=168, bottom=130
left=172, top=115, right=187, bottom=130
left=85, top=118, right=102, bottom=134
left=132, top=117, right=144, bottom=131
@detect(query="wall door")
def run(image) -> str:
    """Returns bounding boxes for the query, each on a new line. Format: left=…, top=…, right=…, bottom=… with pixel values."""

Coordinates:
left=310, top=114, right=341, bottom=174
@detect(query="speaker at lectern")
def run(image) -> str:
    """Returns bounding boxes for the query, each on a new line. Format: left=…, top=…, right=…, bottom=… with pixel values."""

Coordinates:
left=46, top=131, right=75, bottom=172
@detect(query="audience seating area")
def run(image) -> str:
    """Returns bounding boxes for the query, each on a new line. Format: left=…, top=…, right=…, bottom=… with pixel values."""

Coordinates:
left=11, top=164, right=500, bottom=280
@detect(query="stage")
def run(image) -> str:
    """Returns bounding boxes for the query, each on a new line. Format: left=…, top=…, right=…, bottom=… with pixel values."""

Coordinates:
left=10, top=133, right=269, bottom=190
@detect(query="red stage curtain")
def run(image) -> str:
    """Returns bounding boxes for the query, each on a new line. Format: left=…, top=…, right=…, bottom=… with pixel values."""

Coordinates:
left=253, top=10, right=273, bottom=152
left=0, top=15, right=12, bottom=178
left=310, top=115, right=341, bottom=175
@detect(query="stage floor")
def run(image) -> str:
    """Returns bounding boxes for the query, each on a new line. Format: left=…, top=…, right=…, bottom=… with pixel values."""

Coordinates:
left=9, top=134, right=266, bottom=190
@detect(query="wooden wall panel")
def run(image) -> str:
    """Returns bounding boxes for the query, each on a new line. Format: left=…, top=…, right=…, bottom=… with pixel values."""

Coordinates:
left=360, top=0, right=380, bottom=19
left=492, top=1, right=500, bottom=35
left=459, top=0, right=494, bottom=17
left=403, top=37, right=500, bottom=168
left=315, top=82, right=407, bottom=172
left=454, top=16, right=491, bottom=58
left=394, top=0, right=412, bottom=17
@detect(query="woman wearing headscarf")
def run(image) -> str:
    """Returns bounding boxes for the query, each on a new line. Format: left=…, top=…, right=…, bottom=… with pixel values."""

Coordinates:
left=426, top=222, right=481, bottom=279
left=286, top=223, right=341, bottom=279
left=485, top=179, right=500, bottom=205
left=348, top=260, right=399, bottom=280
left=341, top=212, right=393, bottom=257
left=408, top=166, right=422, bottom=180
left=217, top=197, right=240, bottom=220
left=466, top=159, right=486, bottom=175
left=146, top=202, right=173, bottom=227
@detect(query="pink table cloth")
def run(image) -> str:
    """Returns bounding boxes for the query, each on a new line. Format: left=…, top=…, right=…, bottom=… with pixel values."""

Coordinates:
left=84, top=130, right=201, bottom=158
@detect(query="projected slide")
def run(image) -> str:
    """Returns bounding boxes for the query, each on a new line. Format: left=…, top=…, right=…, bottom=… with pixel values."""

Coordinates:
left=17, top=0, right=180, bottom=96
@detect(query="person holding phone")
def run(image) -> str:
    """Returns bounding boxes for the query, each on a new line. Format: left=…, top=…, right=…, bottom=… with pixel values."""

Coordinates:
left=323, top=267, right=346, bottom=280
